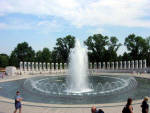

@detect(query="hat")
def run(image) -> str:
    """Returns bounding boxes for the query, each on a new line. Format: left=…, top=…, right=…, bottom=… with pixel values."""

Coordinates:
left=144, top=96, right=148, bottom=101
left=16, top=91, right=20, bottom=93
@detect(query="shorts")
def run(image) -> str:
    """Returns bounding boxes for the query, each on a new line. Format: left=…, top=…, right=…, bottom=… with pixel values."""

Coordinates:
left=15, top=103, right=21, bottom=109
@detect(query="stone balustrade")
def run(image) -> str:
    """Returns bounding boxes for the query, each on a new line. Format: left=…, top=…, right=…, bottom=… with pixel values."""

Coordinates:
left=19, top=60, right=148, bottom=75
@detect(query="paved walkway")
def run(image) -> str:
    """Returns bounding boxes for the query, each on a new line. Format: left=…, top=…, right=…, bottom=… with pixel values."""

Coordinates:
left=0, top=101, right=143, bottom=113
left=0, top=73, right=149, bottom=113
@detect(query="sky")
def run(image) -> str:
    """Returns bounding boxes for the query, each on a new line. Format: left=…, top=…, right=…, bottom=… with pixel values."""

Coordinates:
left=0, top=0, right=150, bottom=55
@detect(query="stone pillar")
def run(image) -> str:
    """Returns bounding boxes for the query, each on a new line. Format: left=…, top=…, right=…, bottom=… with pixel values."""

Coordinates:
left=60, top=63, right=63, bottom=70
left=124, top=61, right=126, bottom=69
left=39, top=62, right=42, bottom=71
left=35, top=62, right=38, bottom=71
left=31, top=62, right=34, bottom=71
left=47, top=63, right=50, bottom=71
left=98, top=62, right=101, bottom=69
left=94, top=62, right=97, bottom=69
left=111, top=62, right=114, bottom=70
left=120, top=61, right=122, bottom=69
left=89, top=63, right=92, bottom=69
left=131, top=60, right=134, bottom=69
left=27, top=62, right=31, bottom=71
left=107, top=62, right=110, bottom=69
left=20, top=61, right=23, bottom=71
left=135, top=60, right=138, bottom=69
left=43, top=62, right=46, bottom=71
left=103, top=62, right=105, bottom=69
left=64, top=63, right=67, bottom=70
left=128, top=61, right=130, bottom=69
left=143, top=60, right=147, bottom=68
left=55, top=63, right=58, bottom=71
left=59, top=63, right=62, bottom=73
left=24, top=62, right=27, bottom=71
left=51, top=63, right=54, bottom=70
left=115, top=61, right=118, bottom=70
left=139, top=60, right=142, bottom=69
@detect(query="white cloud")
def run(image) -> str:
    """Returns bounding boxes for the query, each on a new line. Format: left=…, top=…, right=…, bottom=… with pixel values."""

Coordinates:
left=86, top=27, right=105, bottom=35
left=37, top=20, right=62, bottom=34
left=0, top=18, right=61, bottom=34
left=0, top=21, right=34, bottom=30
left=0, top=0, right=150, bottom=28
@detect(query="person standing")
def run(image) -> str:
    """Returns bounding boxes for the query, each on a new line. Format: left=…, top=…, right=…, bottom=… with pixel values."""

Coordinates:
left=13, top=91, right=23, bottom=113
left=122, top=98, right=133, bottom=113
left=2, top=72, right=5, bottom=79
left=141, top=97, right=149, bottom=113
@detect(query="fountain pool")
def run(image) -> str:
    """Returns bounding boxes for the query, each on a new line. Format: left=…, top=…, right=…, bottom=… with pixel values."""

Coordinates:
left=1, top=74, right=150, bottom=104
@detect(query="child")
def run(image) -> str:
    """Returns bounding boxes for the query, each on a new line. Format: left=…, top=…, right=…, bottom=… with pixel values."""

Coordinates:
left=13, top=91, right=23, bottom=113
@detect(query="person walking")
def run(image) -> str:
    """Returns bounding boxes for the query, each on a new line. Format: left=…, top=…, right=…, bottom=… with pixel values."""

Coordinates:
left=1, top=72, right=3, bottom=79
left=141, top=97, right=149, bottom=113
left=13, top=91, right=23, bottom=113
left=122, top=98, right=133, bottom=113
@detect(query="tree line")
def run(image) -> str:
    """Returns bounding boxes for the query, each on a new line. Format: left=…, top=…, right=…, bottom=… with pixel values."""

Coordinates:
left=0, top=33, right=150, bottom=68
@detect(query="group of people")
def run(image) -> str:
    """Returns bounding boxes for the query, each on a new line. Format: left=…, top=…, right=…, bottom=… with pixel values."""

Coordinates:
left=122, top=97, right=149, bottom=113
left=91, top=106, right=104, bottom=113
left=13, top=91, right=149, bottom=113
left=91, top=97, right=149, bottom=113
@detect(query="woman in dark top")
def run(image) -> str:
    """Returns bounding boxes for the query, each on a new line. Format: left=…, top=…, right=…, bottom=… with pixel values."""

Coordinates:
left=123, top=98, right=133, bottom=113
left=141, top=97, right=149, bottom=113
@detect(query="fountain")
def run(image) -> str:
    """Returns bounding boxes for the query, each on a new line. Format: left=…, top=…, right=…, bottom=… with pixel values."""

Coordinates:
left=66, top=40, right=92, bottom=93
left=22, top=40, right=137, bottom=98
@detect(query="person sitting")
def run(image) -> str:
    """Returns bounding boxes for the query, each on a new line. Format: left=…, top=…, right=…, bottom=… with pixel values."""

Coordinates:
left=91, top=106, right=104, bottom=113
left=91, top=106, right=98, bottom=113
left=141, top=96, right=149, bottom=113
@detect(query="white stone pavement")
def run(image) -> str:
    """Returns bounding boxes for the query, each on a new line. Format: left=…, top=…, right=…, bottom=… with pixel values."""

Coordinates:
left=0, top=73, right=150, bottom=113
left=0, top=101, right=143, bottom=113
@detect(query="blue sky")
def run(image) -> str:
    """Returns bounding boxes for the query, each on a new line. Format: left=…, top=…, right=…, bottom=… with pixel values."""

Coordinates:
left=0, top=0, right=150, bottom=55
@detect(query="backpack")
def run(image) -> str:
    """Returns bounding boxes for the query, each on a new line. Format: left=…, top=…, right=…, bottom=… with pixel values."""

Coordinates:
left=98, top=109, right=104, bottom=113
left=122, top=106, right=127, bottom=113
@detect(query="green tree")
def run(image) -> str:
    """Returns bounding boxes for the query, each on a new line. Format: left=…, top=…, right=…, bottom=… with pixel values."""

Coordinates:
left=42, top=48, right=51, bottom=62
left=124, top=34, right=148, bottom=60
left=84, top=34, right=109, bottom=62
left=117, top=55, right=123, bottom=61
left=105, top=36, right=122, bottom=61
left=35, top=48, right=51, bottom=62
left=121, top=52, right=132, bottom=61
left=51, top=49, right=60, bottom=63
left=146, top=36, right=150, bottom=52
left=35, top=50, right=43, bottom=62
left=0, top=54, right=9, bottom=67
left=145, top=36, right=150, bottom=66
left=53, top=35, right=75, bottom=63
left=9, top=42, right=35, bottom=67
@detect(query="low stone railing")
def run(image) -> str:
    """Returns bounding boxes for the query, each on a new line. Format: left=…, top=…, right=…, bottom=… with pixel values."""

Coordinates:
left=19, top=60, right=147, bottom=72
left=16, top=67, right=149, bottom=76
left=17, top=69, right=68, bottom=75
